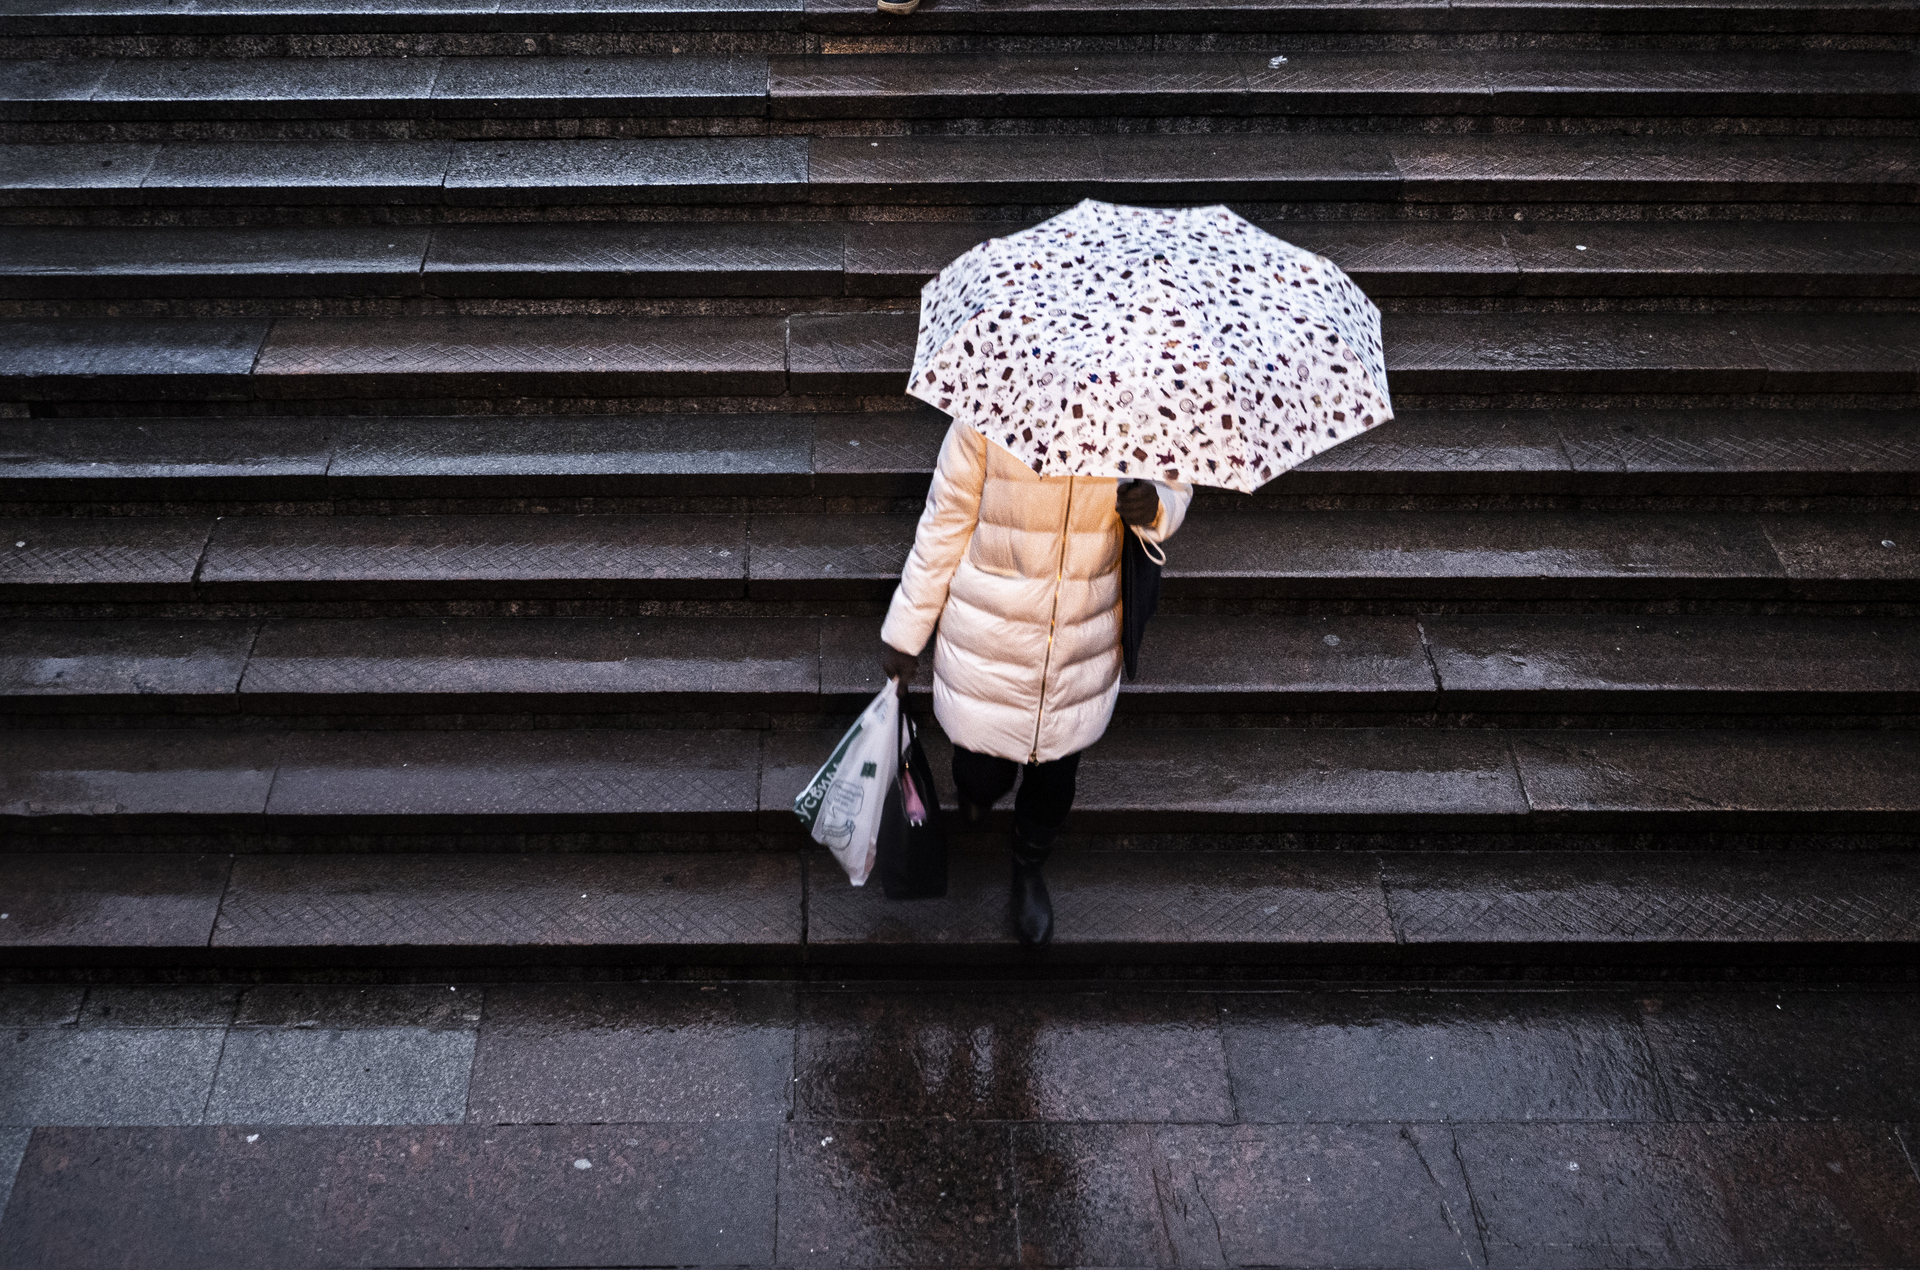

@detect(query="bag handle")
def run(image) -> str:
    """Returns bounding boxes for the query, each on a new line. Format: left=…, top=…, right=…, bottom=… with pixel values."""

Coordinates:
left=1129, top=524, right=1167, bottom=566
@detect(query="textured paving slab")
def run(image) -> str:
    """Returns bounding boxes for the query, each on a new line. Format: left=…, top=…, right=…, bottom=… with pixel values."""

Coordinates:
left=0, top=619, right=254, bottom=713
left=0, top=854, right=230, bottom=952
left=1387, top=310, right=1769, bottom=393
left=431, top=55, right=768, bottom=116
left=1221, top=989, right=1665, bottom=1122
left=1123, top=614, right=1437, bottom=711
left=795, top=989, right=1233, bottom=1122
left=252, top=315, right=787, bottom=397
left=1450, top=1122, right=1920, bottom=1267
left=0, top=318, right=268, bottom=400
left=204, top=1024, right=476, bottom=1126
left=0, top=416, right=335, bottom=500
left=262, top=729, right=764, bottom=831
left=1167, top=508, right=1788, bottom=600
left=443, top=137, right=806, bottom=204
left=809, top=409, right=950, bottom=493
left=468, top=982, right=794, bottom=1124
left=1760, top=512, right=1920, bottom=600
left=75, top=56, right=441, bottom=119
left=0, top=1124, right=778, bottom=1270
left=0, top=517, right=210, bottom=601
left=141, top=139, right=454, bottom=204
left=1428, top=614, right=1920, bottom=712
left=1750, top=313, right=1920, bottom=393
left=424, top=221, right=841, bottom=298
left=196, top=513, right=748, bottom=601
left=770, top=52, right=1254, bottom=118
left=1280, top=408, right=1574, bottom=495
left=786, top=310, right=918, bottom=394
left=1510, top=729, right=1920, bottom=829
left=1508, top=221, right=1920, bottom=296
left=1554, top=408, right=1920, bottom=495
left=213, top=853, right=800, bottom=957
left=804, top=849, right=1395, bottom=962
left=1004, top=1122, right=1481, bottom=1269
left=0, top=226, right=430, bottom=299
left=0, top=140, right=156, bottom=202
left=1383, top=851, right=1920, bottom=947
left=0, top=1025, right=227, bottom=1127
left=0, top=730, right=278, bottom=832
left=327, top=412, right=813, bottom=497
left=746, top=511, right=918, bottom=599
left=242, top=616, right=818, bottom=713
left=843, top=220, right=1022, bottom=296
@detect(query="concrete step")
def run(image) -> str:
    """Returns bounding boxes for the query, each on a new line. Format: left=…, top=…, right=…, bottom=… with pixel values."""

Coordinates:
left=1, top=0, right=1911, bottom=38
left=6, top=52, right=1915, bottom=123
left=2, top=724, right=1917, bottom=840
left=4, top=311, right=1918, bottom=404
left=1, top=507, right=1915, bottom=604
left=4, top=409, right=1916, bottom=504
left=6, top=221, right=1918, bottom=301
left=3, top=613, right=1917, bottom=718
left=6, top=134, right=1917, bottom=207
left=2, top=846, right=1917, bottom=969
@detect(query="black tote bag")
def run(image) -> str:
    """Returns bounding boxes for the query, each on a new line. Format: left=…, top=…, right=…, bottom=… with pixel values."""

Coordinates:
left=1121, top=523, right=1165, bottom=682
left=876, top=711, right=949, bottom=900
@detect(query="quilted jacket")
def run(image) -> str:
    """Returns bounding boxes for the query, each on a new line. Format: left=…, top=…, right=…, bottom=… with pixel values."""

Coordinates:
left=880, top=418, right=1191, bottom=764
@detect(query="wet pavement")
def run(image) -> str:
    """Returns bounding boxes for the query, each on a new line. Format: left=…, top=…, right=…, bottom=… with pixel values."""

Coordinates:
left=0, top=981, right=1916, bottom=1267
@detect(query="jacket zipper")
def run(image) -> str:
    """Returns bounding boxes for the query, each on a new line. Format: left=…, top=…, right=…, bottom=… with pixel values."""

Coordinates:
left=1029, top=476, right=1074, bottom=763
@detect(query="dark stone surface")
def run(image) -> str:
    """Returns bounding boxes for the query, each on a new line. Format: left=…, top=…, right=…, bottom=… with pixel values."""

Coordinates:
left=808, top=134, right=1104, bottom=204
left=253, top=314, right=788, bottom=397
left=746, top=511, right=917, bottom=599
left=809, top=409, right=948, bottom=494
left=1100, top=132, right=1401, bottom=203
left=843, top=221, right=1023, bottom=296
left=770, top=52, right=1251, bottom=119
left=214, top=853, right=801, bottom=956
left=0, top=416, right=336, bottom=500
left=0, top=985, right=82, bottom=1026
left=234, top=983, right=481, bottom=1030
left=1387, top=310, right=1768, bottom=394
left=242, top=616, right=819, bottom=713
left=424, top=221, right=841, bottom=298
left=1642, top=990, right=1920, bottom=1122
left=1427, top=614, right=1920, bottom=712
left=0, top=1124, right=778, bottom=1269
left=0, top=730, right=276, bottom=831
left=327, top=412, right=812, bottom=497
left=795, top=989, right=1232, bottom=1122
left=1384, top=851, right=1920, bottom=947
left=76, top=984, right=237, bottom=1028
left=1279, top=220, right=1518, bottom=295
left=0, top=227, right=431, bottom=299
left=88, top=55, right=440, bottom=118
left=0, top=619, right=255, bottom=713
left=0, top=58, right=115, bottom=117
left=1240, top=48, right=1487, bottom=113
left=1221, top=989, right=1666, bottom=1122
left=1510, top=222, right=1920, bottom=297
left=262, top=729, right=763, bottom=830
left=0, top=854, right=229, bottom=950
left=1479, top=49, right=1920, bottom=115
left=1013, top=1122, right=1480, bottom=1268
left=0, top=142, right=157, bottom=203
left=139, top=139, right=454, bottom=204
left=1276, top=408, right=1572, bottom=496
left=1452, top=1122, right=1920, bottom=1267
left=1071, top=727, right=1526, bottom=830
left=205, top=1024, right=475, bottom=1126
left=196, top=513, right=748, bottom=601
left=1511, top=730, right=1920, bottom=829
left=0, top=318, right=268, bottom=400
left=1555, top=408, right=1920, bottom=496
left=444, top=137, right=805, bottom=204
left=777, top=1120, right=1016, bottom=1267
left=468, top=982, right=794, bottom=1124
left=0, top=1026, right=227, bottom=1127
left=815, top=613, right=945, bottom=703
left=1751, top=313, right=1920, bottom=393
left=431, top=55, right=768, bottom=116
left=1763, top=511, right=1920, bottom=600
left=806, top=849, right=1394, bottom=960
left=1167, top=508, right=1786, bottom=601
left=1125, top=614, right=1436, bottom=711
left=1390, top=133, right=1920, bottom=203
left=786, top=310, right=917, bottom=395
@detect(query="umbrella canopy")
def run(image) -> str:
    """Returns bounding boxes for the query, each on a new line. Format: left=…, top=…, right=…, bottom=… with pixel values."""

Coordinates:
left=908, top=200, right=1393, bottom=493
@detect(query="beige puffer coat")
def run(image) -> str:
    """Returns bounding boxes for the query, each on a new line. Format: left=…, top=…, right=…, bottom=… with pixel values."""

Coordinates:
left=881, top=419, right=1191, bottom=764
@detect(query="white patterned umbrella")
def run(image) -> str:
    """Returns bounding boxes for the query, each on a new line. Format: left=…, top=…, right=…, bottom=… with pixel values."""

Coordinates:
left=908, top=199, right=1393, bottom=493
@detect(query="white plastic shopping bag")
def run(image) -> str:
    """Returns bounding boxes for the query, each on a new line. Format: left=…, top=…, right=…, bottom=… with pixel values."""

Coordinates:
left=792, top=686, right=901, bottom=885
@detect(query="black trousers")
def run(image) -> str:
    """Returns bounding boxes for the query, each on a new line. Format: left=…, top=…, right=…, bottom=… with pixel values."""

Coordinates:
left=951, top=745, right=1082, bottom=848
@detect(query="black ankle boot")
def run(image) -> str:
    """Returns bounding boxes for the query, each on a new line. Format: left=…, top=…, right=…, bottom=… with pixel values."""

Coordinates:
left=1009, top=832, right=1053, bottom=947
left=958, top=798, right=992, bottom=828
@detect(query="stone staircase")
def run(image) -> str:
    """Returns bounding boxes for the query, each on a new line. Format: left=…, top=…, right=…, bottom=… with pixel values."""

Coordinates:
left=2, top=0, right=1918, bottom=976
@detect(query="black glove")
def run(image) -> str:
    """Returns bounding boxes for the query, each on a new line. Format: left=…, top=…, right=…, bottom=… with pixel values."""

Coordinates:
left=877, top=641, right=918, bottom=699
left=1117, top=479, right=1160, bottom=528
